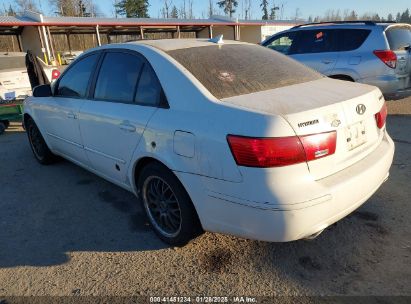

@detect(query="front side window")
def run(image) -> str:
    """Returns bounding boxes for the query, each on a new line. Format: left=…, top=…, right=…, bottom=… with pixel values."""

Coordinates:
left=264, top=32, right=299, bottom=55
left=56, top=54, right=99, bottom=98
left=94, top=52, right=144, bottom=104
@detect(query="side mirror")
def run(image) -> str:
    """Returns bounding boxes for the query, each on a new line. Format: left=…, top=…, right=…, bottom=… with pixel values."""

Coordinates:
left=33, top=84, right=52, bottom=97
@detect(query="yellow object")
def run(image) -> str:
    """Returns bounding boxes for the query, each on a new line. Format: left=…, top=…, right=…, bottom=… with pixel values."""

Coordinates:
left=57, top=53, right=62, bottom=66
left=43, top=53, right=48, bottom=65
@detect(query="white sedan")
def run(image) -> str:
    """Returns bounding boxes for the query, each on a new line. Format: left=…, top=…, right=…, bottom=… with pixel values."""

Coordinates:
left=23, top=39, right=394, bottom=246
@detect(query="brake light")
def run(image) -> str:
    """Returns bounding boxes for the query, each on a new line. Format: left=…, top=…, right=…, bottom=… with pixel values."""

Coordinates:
left=373, top=50, right=397, bottom=69
left=51, top=69, right=61, bottom=80
left=227, top=131, right=337, bottom=168
left=375, top=103, right=388, bottom=129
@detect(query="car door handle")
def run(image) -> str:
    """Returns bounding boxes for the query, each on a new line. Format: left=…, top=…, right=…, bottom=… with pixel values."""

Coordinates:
left=322, top=60, right=334, bottom=64
left=67, top=112, right=77, bottom=119
left=119, top=123, right=136, bottom=132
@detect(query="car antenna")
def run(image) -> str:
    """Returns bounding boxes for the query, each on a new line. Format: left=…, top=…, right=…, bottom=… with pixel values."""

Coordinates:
left=209, top=35, right=224, bottom=44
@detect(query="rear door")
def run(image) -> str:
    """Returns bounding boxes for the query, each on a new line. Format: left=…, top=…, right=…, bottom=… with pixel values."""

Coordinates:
left=385, top=25, right=411, bottom=90
left=79, top=50, right=163, bottom=183
left=290, top=29, right=339, bottom=75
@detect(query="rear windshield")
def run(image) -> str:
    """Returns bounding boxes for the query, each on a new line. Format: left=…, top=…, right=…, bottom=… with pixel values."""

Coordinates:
left=167, top=44, right=322, bottom=99
left=0, top=54, right=26, bottom=71
left=386, top=27, right=411, bottom=50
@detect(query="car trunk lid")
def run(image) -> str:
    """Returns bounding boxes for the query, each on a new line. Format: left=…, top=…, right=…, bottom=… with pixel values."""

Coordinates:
left=222, top=78, right=385, bottom=180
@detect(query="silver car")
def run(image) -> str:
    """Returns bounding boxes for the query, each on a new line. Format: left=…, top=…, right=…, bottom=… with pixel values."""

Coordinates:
left=262, top=21, right=411, bottom=99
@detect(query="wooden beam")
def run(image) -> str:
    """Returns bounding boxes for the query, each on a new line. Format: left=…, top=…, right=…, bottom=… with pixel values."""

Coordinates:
left=16, top=34, right=23, bottom=51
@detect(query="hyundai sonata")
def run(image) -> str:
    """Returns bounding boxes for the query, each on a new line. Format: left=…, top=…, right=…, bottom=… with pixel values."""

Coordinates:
left=23, top=38, right=394, bottom=245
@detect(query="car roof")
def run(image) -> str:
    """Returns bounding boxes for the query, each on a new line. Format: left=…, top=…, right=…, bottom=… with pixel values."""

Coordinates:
left=288, top=21, right=411, bottom=32
left=127, top=38, right=248, bottom=51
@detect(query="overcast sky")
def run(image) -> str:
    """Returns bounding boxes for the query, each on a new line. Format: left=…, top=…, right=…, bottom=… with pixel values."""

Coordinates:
left=3, top=0, right=411, bottom=20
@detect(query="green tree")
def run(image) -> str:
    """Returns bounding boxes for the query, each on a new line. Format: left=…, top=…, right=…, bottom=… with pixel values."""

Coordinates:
left=400, top=8, right=410, bottom=23
left=115, top=0, right=149, bottom=18
left=171, top=5, right=178, bottom=18
left=260, top=0, right=268, bottom=20
left=387, top=13, right=393, bottom=21
left=217, top=0, right=238, bottom=18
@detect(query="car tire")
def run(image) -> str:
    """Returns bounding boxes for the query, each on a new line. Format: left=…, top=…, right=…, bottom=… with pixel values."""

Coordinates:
left=138, top=162, right=203, bottom=246
left=0, top=122, right=5, bottom=135
left=26, top=118, right=57, bottom=165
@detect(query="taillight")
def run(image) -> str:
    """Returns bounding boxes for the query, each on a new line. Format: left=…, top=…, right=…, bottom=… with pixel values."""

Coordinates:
left=375, top=103, right=388, bottom=129
left=227, top=131, right=337, bottom=168
left=373, top=50, right=397, bottom=69
left=51, top=69, right=61, bottom=80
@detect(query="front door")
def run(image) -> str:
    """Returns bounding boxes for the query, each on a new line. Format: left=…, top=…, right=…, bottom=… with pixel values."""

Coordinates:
left=38, top=53, right=100, bottom=165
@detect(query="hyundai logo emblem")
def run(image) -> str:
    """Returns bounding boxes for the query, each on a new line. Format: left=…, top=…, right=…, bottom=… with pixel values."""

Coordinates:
left=356, top=104, right=366, bottom=115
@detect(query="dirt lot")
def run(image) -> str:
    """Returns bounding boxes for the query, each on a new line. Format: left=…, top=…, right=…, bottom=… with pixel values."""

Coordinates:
left=0, top=98, right=410, bottom=298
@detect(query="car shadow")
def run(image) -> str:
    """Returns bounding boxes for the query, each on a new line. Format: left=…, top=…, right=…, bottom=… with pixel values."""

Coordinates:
left=0, top=133, right=168, bottom=267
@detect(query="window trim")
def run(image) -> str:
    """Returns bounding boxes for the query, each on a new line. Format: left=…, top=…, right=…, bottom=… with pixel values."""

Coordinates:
left=89, top=48, right=169, bottom=109
left=53, top=51, right=102, bottom=99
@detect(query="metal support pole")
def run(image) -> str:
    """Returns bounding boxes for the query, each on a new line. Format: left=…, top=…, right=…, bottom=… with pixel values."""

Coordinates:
left=96, top=25, right=101, bottom=46
left=140, top=27, right=144, bottom=40
left=46, top=26, right=57, bottom=65
left=209, top=25, right=213, bottom=38
left=66, top=33, right=72, bottom=53
left=37, top=26, right=48, bottom=64
left=176, top=25, right=181, bottom=39
left=16, top=34, right=23, bottom=51
left=42, top=26, right=52, bottom=64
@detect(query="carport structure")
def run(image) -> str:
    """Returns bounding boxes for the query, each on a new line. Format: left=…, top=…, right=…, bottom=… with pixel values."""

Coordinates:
left=0, top=11, right=298, bottom=66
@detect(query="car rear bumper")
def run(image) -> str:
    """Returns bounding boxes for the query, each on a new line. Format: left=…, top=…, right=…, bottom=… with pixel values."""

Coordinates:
left=176, top=132, right=395, bottom=242
left=358, top=74, right=411, bottom=99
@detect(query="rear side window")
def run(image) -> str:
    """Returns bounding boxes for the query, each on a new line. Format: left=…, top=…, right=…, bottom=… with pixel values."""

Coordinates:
left=94, top=52, right=144, bottom=104
left=293, top=30, right=335, bottom=54
left=338, top=29, right=371, bottom=51
left=56, top=54, right=99, bottom=98
left=167, top=44, right=322, bottom=99
left=134, top=64, right=163, bottom=106
left=386, top=27, right=411, bottom=50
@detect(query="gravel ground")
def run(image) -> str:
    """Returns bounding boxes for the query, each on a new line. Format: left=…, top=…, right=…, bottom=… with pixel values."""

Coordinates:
left=387, top=95, right=411, bottom=115
left=0, top=104, right=410, bottom=298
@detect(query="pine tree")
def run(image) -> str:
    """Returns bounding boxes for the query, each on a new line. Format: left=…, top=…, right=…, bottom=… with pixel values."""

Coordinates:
left=171, top=5, right=178, bottom=18
left=115, top=0, right=149, bottom=18
left=387, top=13, right=393, bottom=21
left=217, top=0, right=238, bottom=18
left=260, top=0, right=268, bottom=20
